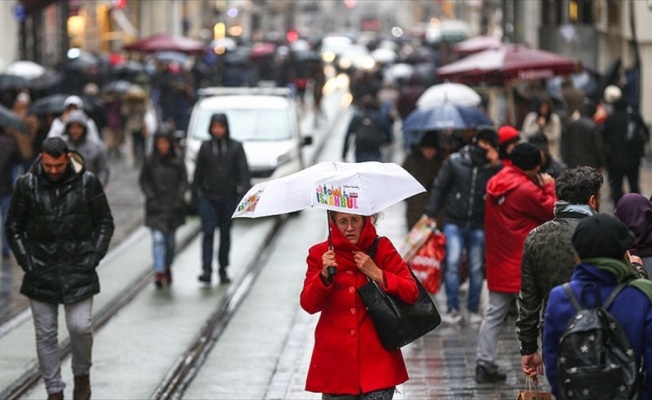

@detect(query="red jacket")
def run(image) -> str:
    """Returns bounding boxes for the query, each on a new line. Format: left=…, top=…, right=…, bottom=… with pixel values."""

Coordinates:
left=300, top=218, right=419, bottom=395
left=484, top=166, right=556, bottom=293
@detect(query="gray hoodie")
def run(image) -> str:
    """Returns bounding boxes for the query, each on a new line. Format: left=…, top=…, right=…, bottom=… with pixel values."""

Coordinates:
left=63, top=110, right=110, bottom=186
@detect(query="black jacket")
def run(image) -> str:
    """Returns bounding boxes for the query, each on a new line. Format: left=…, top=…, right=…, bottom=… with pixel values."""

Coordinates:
left=6, top=152, right=114, bottom=304
left=425, top=145, right=502, bottom=229
left=139, top=150, right=188, bottom=233
left=192, top=137, right=251, bottom=202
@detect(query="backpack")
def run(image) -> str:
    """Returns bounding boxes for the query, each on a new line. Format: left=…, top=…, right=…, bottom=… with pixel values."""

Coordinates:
left=354, top=115, right=386, bottom=152
left=625, top=113, right=649, bottom=150
left=556, top=283, right=640, bottom=400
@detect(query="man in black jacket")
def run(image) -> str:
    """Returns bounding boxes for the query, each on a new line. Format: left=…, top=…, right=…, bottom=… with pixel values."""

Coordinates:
left=424, top=128, right=502, bottom=325
left=6, top=137, right=114, bottom=400
left=193, top=113, right=251, bottom=284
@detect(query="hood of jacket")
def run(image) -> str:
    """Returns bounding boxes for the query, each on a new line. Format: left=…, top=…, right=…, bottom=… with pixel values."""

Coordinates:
left=208, top=113, right=230, bottom=139
left=64, top=110, right=89, bottom=139
left=614, top=193, right=652, bottom=257
left=486, top=165, right=532, bottom=201
left=31, top=150, right=85, bottom=181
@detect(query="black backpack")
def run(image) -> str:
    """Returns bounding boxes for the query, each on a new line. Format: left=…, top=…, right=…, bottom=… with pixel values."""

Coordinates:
left=556, top=283, right=640, bottom=400
left=354, top=115, right=386, bottom=152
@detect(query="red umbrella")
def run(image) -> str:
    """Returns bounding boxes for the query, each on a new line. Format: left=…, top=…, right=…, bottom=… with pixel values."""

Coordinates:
left=123, top=33, right=205, bottom=55
left=438, top=44, right=579, bottom=84
left=452, top=35, right=503, bottom=56
left=250, top=42, right=276, bottom=59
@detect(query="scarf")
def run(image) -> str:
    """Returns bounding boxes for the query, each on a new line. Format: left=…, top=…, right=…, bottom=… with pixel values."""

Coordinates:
left=553, top=201, right=596, bottom=217
left=583, top=257, right=652, bottom=302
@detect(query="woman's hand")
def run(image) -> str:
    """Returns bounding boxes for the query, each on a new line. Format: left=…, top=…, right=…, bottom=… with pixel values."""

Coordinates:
left=352, top=251, right=384, bottom=284
left=321, top=250, right=337, bottom=278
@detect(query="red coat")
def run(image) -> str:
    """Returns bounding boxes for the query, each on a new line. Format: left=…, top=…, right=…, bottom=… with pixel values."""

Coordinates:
left=300, top=218, right=419, bottom=395
left=484, top=166, right=556, bottom=293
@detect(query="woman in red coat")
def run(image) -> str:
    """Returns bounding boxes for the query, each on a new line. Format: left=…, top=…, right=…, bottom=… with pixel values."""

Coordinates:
left=300, top=211, right=419, bottom=399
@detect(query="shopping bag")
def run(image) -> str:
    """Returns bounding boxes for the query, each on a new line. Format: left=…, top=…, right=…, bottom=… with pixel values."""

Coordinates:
left=409, top=231, right=445, bottom=294
left=399, top=215, right=437, bottom=261
left=516, top=377, right=552, bottom=400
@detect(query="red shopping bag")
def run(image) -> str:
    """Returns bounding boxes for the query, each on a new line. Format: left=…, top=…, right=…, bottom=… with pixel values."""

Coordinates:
left=408, top=230, right=446, bottom=294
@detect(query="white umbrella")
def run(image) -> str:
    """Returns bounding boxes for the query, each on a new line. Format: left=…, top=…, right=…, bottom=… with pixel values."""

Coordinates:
left=371, top=48, right=397, bottom=64
left=233, top=161, right=425, bottom=218
left=416, top=82, right=481, bottom=108
left=3, top=61, right=45, bottom=80
left=384, top=63, right=416, bottom=82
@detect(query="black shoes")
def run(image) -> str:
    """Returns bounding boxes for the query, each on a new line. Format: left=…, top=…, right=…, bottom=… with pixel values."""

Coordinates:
left=475, top=364, right=507, bottom=384
left=198, top=272, right=211, bottom=283
left=219, top=269, right=231, bottom=284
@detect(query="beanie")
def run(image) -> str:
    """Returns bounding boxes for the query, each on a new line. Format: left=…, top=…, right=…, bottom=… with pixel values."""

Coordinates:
left=419, top=133, right=439, bottom=149
left=475, top=128, right=499, bottom=148
left=498, top=125, right=519, bottom=145
left=509, top=142, right=541, bottom=171
left=572, top=214, right=633, bottom=260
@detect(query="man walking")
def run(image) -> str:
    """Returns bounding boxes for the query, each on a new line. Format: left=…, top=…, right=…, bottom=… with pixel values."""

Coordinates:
left=475, top=142, right=556, bottom=383
left=424, top=128, right=502, bottom=324
left=516, top=166, right=603, bottom=382
left=193, top=113, right=250, bottom=284
left=6, top=137, right=114, bottom=400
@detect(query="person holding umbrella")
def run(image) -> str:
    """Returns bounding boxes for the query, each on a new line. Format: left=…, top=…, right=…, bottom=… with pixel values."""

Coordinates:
left=300, top=211, right=419, bottom=400
left=47, top=96, right=102, bottom=144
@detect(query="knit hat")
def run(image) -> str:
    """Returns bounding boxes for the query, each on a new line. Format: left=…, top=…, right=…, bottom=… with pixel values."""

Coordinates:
left=572, top=214, right=634, bottom=259
left=475, top=128, right=499, bottom=148
left=419, top=133, right=439, bottom=149
left=509, top=142, right=541, bottom=171
left=498, top=125, right=519, bottom=145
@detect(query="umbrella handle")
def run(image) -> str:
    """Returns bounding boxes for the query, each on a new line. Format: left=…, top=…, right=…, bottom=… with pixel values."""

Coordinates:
left=326, top=212, right=336, bottom=281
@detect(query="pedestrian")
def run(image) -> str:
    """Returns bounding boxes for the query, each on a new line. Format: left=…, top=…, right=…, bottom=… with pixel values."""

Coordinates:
left=542, top=214, right=652, bottom=399
left=560, top=99, right=605, bottom=169
left=101, top=90, right=125, bottom=160
left=300, top=211, right=419, bottom=399
left=0, top=127, right=23, bottom=259
left=139, top=129, right=188, bottom=287
left=47, top=95, right=102, bottom=144
left=342, top=95, right=392, bottom=162
left=193, top=113, right=251, bottom=284
left=602, top=97, right=649, bottom=204
left=614, top=193, right=652, bottom=277
left=476, top=142, right=556, bottom=383
left=401, top=133, right=444, bottom=230
left=61, top=110, right=110, bottom=187
left=516, top=166, right=603, bottom=382
left=122, top=85, right=149, bottom=168
left=424, top=128, right=502, bottom=325
left=5, top=137, right=114, bottom=400
left=497, top=125, right=520, bottom=167
left=521, top=97, right=562, bottom=161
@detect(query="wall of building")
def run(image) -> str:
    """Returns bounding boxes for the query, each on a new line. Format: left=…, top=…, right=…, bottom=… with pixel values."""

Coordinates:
left=0, top=2, right=21, bottom=68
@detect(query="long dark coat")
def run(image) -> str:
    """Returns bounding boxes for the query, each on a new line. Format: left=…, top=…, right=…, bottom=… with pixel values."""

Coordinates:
left=139, top=151, right=188, bottom=233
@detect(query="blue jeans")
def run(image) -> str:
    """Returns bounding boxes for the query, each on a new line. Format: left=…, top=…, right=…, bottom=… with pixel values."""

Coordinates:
left=443, top=223, right=485, bottom=313
left=198, top=198, right=235, bottom=274
left=0, top=194, right=11, bottom=255
left=151, top=229, right=176, bottom=273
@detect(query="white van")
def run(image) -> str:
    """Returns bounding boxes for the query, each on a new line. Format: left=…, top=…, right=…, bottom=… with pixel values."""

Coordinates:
left=184, top=87, right=312, bottom=184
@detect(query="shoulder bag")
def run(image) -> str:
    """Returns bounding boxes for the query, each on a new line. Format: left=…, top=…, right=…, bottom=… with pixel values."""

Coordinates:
left=357, top=236, right=441, bottom=350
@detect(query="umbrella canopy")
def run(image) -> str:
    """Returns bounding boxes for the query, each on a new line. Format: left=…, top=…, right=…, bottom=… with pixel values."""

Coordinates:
left=102, top=80, right=133, bottom=95
left=3, top=61, right=45, bottom=80
left=452, top=35, right=503, bottom=56
left=417, top=83, right=482, bottom=108
left=124, top=33, right=205, bottom=55
left=112, top=60, right=146, bottom=77
left=402, top=103, right=493, bottom=132
left=156, top=51, right=189, bottom=64
left=29, top=93, right=97, bottom=115
left=233, top=161, right=425, bottom=218
left=371, top=48, right=397, bottom=64
left=0, top=74, right=29, bottom=91
left=0, top=104, right=28, bottom=134
left=250, top=42, right=277, bottom=59
left=384, top=63, right=415, bottom=82
left=437, top=44, right=578, bottom=84
left=63, top=51, right=104, bottom=72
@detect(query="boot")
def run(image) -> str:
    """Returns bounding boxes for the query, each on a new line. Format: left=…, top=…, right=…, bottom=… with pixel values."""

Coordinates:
left=154, top=273, right=165, bottom=288
left=165, top=267, right=172, bottom=286
left=219, top=268, right=231, bottom=284
left=73, top=374, right=91, bottom=400
left=47, top=391, right=64, bottom=400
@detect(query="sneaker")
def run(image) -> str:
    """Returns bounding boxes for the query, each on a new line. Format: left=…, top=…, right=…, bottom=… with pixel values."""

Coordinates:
left=469, top=312, right=484, bottom=324
left=475, top=364, right=507, bottom=384
left=441, top=310, right=462, bottom=324
left=198, top=273, right=211, bottom=283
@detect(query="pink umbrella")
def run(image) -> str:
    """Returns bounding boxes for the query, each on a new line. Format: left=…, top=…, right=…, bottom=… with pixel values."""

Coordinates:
left=123, top=33, right=205, bottom=55
left=438, top=44, right=579, bottom=84
left=452, top=35, right=503, bottom=56
left=250, top=42, right=277, bottom=59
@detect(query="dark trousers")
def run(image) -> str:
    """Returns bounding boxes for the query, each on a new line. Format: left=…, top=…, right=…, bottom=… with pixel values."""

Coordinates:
left=198, top=197, right=235, bottom=274
left=607, top=162, right=640, bottom=204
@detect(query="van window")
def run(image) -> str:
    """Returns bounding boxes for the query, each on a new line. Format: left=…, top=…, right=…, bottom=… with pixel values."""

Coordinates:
left=192, top=109, right=292, bottom=142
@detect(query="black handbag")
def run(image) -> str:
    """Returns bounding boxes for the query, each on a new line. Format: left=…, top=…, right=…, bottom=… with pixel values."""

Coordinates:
left=357, top=236, right=441, bottom=350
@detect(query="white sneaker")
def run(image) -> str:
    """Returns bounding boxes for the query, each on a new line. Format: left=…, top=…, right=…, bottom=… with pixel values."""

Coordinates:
left=441, top=310, right=462, bottom=324
left=469, top=312, right=484, bottom=324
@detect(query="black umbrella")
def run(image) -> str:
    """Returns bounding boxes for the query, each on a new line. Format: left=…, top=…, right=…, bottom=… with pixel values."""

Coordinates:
left=101, top=80, right=133, bottom=95
left=0, top=74, right=29, bottom=91
left=29, top=94, right=69, bottom=115
left=28, top=69, right=63, bottom=90
left=112, top=60, right=146, bottom=77
left=64, top=51, right=103, bottom=72
left=0, top=104, right=28, bottom=134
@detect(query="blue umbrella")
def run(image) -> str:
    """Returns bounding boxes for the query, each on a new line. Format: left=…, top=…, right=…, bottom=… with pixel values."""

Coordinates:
left=402, top=103, right=492, bottom=132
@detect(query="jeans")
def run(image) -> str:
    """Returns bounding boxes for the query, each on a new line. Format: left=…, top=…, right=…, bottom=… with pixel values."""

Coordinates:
left=476, top=291, right=517, bottom=365
left=30, top=297, right=93, bottom=394
left=151, top=229, right=176, bottom=273
left=0, top=194, right=10, bottom=255
left=198, top=197, right=235, bottom=274
left=443, top=223, right=485, bottom=313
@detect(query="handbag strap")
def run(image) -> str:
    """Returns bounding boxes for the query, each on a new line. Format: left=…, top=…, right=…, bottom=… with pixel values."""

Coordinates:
left=367, top=236, right=382, bottom=259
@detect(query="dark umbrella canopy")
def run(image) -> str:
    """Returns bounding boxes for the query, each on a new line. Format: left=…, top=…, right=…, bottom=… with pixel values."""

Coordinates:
left=0, top=74, right=29, bottom=91
left=112, top=60, right=146, bottom=77
left=64, top=51, right=104, bottom=72
left=102, top=80, right=133, bottom=95
left=29, top=93, right=97, bottom=115
left=28, top=69, right=63, bottom=90
left=402, top=103, right=493, bottom=131
left=0, top=104, right=28, bottom=134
